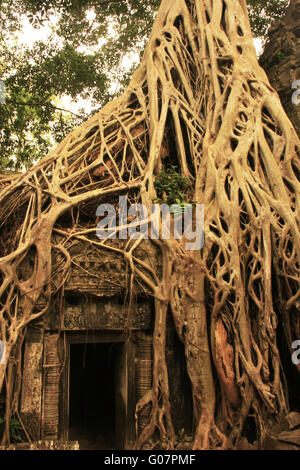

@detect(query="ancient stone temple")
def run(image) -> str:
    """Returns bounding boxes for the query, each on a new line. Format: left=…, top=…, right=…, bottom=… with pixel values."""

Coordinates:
left=18, top=236, right=193, bottom=450
left=259, top=0, right=300, bottom=136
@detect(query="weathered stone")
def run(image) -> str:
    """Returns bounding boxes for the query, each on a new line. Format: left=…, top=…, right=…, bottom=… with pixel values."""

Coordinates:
left=44, top=295, right=152, bottom=330
left=260, top=0, right=300, bottom=136
left=236, top=437, right=257, bottom=450
left=42, top=333, right=61, bottom=440
left=52, top=237, right=160, bottom=298
left=285, top=411, right=300, bottom=430
left=0, top=440, right=79, bottom=450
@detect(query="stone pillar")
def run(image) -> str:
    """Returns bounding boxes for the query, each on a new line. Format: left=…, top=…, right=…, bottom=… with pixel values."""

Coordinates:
left=137, top=333, right=153, bottom=434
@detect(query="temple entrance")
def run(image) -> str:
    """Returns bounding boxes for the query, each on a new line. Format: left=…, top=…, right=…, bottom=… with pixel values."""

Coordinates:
left=68, top=341, right=123, bottom=450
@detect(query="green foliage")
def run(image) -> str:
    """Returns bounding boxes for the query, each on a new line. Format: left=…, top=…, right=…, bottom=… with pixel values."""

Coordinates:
left=0, top=417, right=23, bottom=443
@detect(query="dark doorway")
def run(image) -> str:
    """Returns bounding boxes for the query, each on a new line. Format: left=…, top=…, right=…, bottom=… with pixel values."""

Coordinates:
left=68, top=342, right=121, bottom=450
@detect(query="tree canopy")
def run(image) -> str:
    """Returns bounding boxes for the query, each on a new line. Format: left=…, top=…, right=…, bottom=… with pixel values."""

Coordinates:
left=0, top=0, right=289, bottom=170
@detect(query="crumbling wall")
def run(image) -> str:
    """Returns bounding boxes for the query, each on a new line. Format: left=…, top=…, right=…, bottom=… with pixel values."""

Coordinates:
left=0, top=440, right=79, bottom=450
